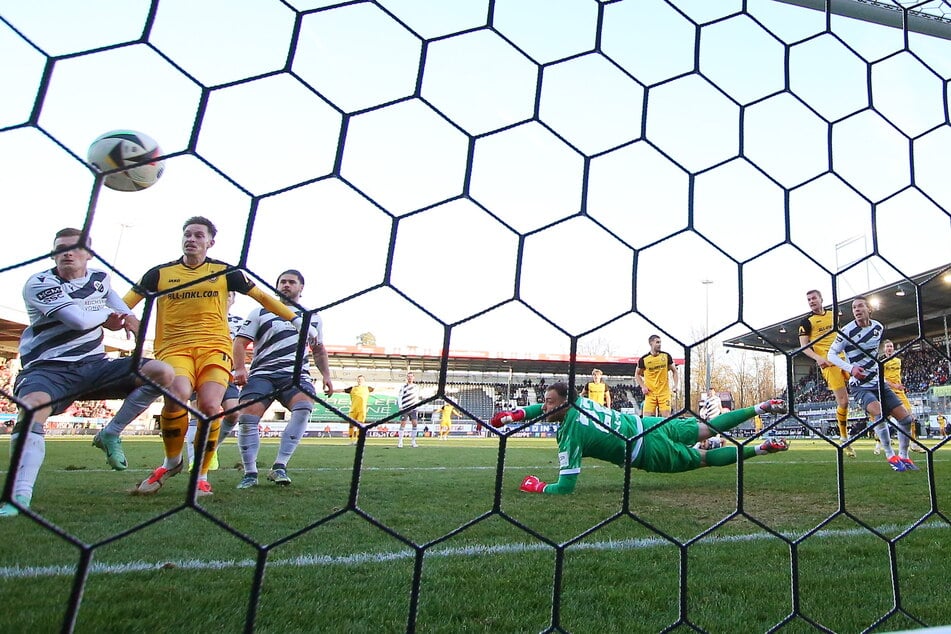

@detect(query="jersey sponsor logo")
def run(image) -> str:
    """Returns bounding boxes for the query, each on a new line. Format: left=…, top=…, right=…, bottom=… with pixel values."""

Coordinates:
left=558, top=451, right=569, bottom=468
left=166, top=290, right=220, bottom=300
left=36, top=287, right=63, bottom=303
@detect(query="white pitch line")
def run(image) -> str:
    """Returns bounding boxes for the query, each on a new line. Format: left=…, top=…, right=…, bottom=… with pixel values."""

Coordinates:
left=0, top=520, right=946, bottom=580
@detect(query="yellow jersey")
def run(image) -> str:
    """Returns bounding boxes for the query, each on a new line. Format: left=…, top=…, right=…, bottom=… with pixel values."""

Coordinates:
left=585, top=381, right=608, bottom=405
left=638, top=351, right=674, bottom=395
left=798, top=310, right=837, bottom=357
left=125, top=257, right=295, bottom=358
left=883, top=356, right=903, bottom=391
left=347, top=384, right=371, bottom=414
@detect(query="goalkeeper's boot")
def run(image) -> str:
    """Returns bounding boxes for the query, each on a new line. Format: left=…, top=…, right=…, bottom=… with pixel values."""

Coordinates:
left=92, top=431, right=128, bottom=471
left=887, top=455, right=907, bottom=472
left=0, top=495, right=30, bottom=518
left=135, top=460, right=184, bottom=495
left=196, top=480, right=213, bottom=497
left=759, top=438, right=789, bottom=453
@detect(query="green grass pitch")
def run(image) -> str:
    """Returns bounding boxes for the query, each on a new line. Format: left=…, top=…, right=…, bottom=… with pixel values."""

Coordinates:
left=1, top=435, right=950, bottom=633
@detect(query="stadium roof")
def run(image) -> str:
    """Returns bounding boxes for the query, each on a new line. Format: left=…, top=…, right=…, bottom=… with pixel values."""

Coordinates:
left=325, top=345, right=680, bottom=377
left=724, top=265, right=951, bottom=354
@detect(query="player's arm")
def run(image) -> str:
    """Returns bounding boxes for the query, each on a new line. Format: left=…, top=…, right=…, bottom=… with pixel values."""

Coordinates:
left=827, top=336, right=862, bottom=377
left=604, top=386, right=612, bottom=408
left=521, top=472, right=578, bottom=495
left=50, top=303, right=120, bottom=331
left=122, top=288, right=144, bottom=310
left=489, top=403, right=541, bottom=428
left=246, top=286, right=296, bottom=321
left=667, top=357, right=678, bottom=393
left=232, top=335, right=252, bottom=386
left=635, top=364, right=649, bottom=393
left=798, top=321, right=830, bottom=367
left=310, top=341, right=333, bottom=396
left=103, top=288, right=142, bottom=337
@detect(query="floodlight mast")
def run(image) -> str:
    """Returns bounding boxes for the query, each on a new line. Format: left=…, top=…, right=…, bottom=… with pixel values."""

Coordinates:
left=773, top=0, right=951, bottom=41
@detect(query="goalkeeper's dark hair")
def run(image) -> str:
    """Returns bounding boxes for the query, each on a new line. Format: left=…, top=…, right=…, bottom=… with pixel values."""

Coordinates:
left=549, top=381, right=578, bottom=401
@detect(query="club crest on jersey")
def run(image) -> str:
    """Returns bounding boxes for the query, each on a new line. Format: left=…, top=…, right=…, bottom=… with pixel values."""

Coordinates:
left=36, top=287, right=63, bottom=303
left=94, top=280, right=105, bottom=293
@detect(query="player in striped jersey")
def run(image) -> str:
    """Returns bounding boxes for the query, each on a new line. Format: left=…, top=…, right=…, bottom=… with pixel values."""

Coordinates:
left=1, top=229, right=174, bottom=517
left=232, top=270, right=333, bottom=488
left=397, top=372, right=421, bottom=448
left=490, top=381, right=788, bottom=495
left=827, top=297, right=918, bottom=472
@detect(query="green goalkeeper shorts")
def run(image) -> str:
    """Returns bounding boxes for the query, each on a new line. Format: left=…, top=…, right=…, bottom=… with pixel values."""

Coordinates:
left=635, top=418, right=703, bottom=473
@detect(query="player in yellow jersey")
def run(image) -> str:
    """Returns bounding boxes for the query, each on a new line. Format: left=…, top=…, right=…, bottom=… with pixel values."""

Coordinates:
left=583, top=369, right=611, bottom=408
left=635, top=335, right=679, bottom=417
left=798, top=289, right=855, bottom=458
left=125, top=216, right=317, bottom=497
left=343, top=375, right=373, bottom=444
left=880, top=340, right=925, bottom=454
left=439, top=403, right=456, bottom=440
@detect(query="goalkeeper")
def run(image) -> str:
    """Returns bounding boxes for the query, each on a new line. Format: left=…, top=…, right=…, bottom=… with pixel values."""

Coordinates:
left=491, top=382, right=789, bottom=495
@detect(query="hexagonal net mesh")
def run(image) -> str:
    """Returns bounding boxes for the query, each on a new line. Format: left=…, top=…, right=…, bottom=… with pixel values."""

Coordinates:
left=1, top=0, right=951, bottom=632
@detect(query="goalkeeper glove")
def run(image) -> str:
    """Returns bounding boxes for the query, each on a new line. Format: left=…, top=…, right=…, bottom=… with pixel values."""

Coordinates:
left=520, top=475, right=547, bottom=493
left=490, top=409, right=525, bottom=427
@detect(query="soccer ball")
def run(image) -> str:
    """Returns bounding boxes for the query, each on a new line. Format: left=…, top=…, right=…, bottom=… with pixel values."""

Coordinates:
left=87, top=130, right=165, bottom=192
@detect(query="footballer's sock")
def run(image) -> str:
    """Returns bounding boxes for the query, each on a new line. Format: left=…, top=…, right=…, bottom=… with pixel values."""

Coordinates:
left=707, top=407, right=758, bottom=434
left=185, top=419, right=198, bottom=466
left=704, top=445, right=757, bottom=467
left=198, top=419, right=221, bottom=477
left=218, top=417, right=237, bottom=448
left=873, top=420, right=895, bottom=459
left=8, top=431, right=45, bottom=502
left=276, top=404, right=312, bottom=466
left=836, top=405, right=849, bottom=440
left=238, top=414, right=261, bottom=475
left=160, top=408, right=189, bottom=468
left=104, top=384, right=164, bottom=435
left=895, top=415, right=913, bottom=459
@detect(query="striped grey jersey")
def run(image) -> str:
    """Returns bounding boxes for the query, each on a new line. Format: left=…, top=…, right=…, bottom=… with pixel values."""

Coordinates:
left=227, top=314, right=243, bottom=339
left=828, top=319, right=885, bottom=388
left=236, top=306, right=323, bottom=379
left=399, top=382, right=421, bottom=409
left=19, top=267, right=113, bottom=369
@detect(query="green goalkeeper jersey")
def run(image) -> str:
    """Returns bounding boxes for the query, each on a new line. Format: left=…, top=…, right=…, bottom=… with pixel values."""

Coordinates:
left=523, top=397, right=646, bottom=488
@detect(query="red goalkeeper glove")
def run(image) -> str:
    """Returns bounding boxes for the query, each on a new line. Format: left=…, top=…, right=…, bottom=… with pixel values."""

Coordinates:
left=490, top=409, right=525, bottom=428
left=520, top=475, right=547, bottom=493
